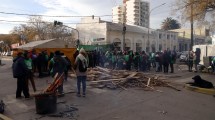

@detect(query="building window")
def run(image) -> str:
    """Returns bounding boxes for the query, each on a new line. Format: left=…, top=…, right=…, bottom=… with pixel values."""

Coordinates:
left=167, top=35, right=170, bottom=39
left=159, top=34, right=162, bottom=39
left=159, top=44, right=162, bottom=51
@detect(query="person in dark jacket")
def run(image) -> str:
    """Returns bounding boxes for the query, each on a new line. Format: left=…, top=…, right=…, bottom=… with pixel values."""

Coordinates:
left=162, top=50, right=170, bottom=73
left=140, top=51, right=147, bottom=71
left=159, top=52, right=163, bottom=72
left=12, top=52, right=30, bottom=99
left=31, top=49, right=37, bottom=73
left=133, top=52, right=140, bottom=71
left=37, top=53, right=43, bottom=77
left=169, top=51, right=176, bottom=73
left=52, top=51, right=68, bottom=96
left=155, top=52, right=160, bottom=72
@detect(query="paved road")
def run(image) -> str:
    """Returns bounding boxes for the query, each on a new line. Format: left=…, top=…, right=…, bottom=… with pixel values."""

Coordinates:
left=0, top=57, right=215, bottom=120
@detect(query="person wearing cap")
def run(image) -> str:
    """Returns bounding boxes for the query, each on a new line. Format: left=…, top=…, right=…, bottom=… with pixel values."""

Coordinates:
left=74, top=48, right=88, bottom=97
left=12, top=52, right=30, bottom=99
left=52, top=50, right=68, bottom=96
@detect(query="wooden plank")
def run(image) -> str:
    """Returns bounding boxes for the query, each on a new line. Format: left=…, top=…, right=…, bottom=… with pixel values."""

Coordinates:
left=90, top=78, right=125, bottom=83
left=147, top=78, right=151, bottom=86
left=116, top=72, right=138, bottom=86
left=112, top=82, right=127, bottom=90
left=139, top=80, right=163, bottom=93
left=96, top=66, right=110, bottom=73
left=96, top=71, right=111, bottom=76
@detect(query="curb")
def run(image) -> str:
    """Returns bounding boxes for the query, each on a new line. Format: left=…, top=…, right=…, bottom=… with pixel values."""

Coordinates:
left=185, top=83, right=215, bottom=95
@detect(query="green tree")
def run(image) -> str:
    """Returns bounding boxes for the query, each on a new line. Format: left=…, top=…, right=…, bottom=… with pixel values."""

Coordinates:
left=161, top=17, right=181, bottom=30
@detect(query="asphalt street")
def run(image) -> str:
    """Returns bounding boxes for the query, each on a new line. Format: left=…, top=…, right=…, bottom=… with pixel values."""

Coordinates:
left=0, top=56, right=215, bottom=120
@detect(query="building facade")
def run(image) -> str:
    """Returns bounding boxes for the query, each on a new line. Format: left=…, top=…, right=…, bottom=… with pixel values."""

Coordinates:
left=125, top=0, right=149, bottom=27
left=212, top=35, right=215, bottom=45
left=170, top=28, right=207, bottom=51
left=112, top=0, right=149, bottom=28
left=77, top=17, right=178, bottom=52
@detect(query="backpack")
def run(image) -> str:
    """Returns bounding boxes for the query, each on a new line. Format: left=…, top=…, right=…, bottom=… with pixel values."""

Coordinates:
left=0, top=100, right=5, bottom=113
left=78, top=59, right=87, bottom=72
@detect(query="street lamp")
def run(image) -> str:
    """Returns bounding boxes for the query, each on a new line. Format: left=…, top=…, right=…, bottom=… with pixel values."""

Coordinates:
left=54, top=20, right=80, bottom=48
left=147, top=3, right=166, bottom=52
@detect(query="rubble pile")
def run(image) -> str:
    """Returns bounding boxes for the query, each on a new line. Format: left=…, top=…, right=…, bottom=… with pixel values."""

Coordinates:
left=70, top=67, right=181, bottom=92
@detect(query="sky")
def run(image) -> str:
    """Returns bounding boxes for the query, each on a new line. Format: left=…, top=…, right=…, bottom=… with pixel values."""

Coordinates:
left=0, top=0, right=178, bottom=34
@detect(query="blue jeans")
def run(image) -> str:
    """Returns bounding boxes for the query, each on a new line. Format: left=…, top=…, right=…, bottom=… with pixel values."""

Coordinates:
left=77, top=76, right=87, bottom=95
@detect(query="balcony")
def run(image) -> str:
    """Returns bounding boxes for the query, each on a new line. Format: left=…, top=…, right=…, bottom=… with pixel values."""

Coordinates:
left=134, top=9, right=139, bottom=13
left=134, top=13, right=139, bottom=16
left=134, top=2, right=139, bottom=4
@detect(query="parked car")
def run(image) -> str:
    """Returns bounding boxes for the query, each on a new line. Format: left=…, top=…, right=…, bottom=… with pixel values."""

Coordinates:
left=176, top=51, right=182, bottom=58
left=6, top=51, right=12, bottom=56
left=179, top=51, right=189, bottom=62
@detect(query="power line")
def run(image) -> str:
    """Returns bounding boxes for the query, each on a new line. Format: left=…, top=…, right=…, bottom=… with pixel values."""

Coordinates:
left=0, top=19, right=103, bottom=25
left=0, top=11, right=122, bottom=18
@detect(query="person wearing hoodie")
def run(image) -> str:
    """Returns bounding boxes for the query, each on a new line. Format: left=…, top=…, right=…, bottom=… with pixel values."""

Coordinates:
left=74, top=48, right=88, bottom=97
left=12, top=52, right=30, bottom=99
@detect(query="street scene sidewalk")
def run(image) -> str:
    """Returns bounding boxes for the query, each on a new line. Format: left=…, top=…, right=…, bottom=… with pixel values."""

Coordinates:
left=0, top=57, right=215, bottom=120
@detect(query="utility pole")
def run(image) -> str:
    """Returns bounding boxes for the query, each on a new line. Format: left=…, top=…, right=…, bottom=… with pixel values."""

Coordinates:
left=122, top=0, right=126, bottom=52
left=190, top=0, right=194, bottom=51
left=122, top=16, right=126, bottom=52
left=183, top=31, right=185, bottom=51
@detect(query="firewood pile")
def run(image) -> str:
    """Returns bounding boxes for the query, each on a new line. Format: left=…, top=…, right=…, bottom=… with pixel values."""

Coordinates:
left=33, top=73, right=65, bottom=96
left=70, top=67, right=181, bottom=92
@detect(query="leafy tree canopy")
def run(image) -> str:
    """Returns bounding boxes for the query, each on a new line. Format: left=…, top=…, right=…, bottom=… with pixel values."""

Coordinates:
left=161, top=17, right=181, bottom=30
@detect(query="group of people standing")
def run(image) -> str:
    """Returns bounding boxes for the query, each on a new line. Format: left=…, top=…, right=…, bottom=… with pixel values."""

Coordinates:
left=12, top=48, right=89, bottom=99
left=86, top=49, right=177, bottom=73
left=12, top=48, right=178, bottom=99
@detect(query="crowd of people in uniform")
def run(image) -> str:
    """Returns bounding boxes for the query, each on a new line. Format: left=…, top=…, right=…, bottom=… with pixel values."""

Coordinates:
left=15, top=47, right=213, bottom=99
left=86, top=49, right=177, bottom=73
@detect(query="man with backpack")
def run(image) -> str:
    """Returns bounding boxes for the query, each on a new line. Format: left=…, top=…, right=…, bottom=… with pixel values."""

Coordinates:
left=74, top=48, right=88, bottom=97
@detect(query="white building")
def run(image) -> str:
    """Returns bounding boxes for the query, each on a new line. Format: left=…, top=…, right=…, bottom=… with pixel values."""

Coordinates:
left=112, top=0, right=149, bottom=27
left=77, top=17, right=178, bottom=52
left=212, top=34, right=215, bottom=45
left=112, top=5, right=124, bottom=24
left=170, top=28, right=208, bottom=51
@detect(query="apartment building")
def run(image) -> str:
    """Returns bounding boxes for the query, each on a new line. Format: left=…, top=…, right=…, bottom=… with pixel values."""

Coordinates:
left=112, top=0, right=150, bottom=27
left=112, top=5, right=124, bottom=24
